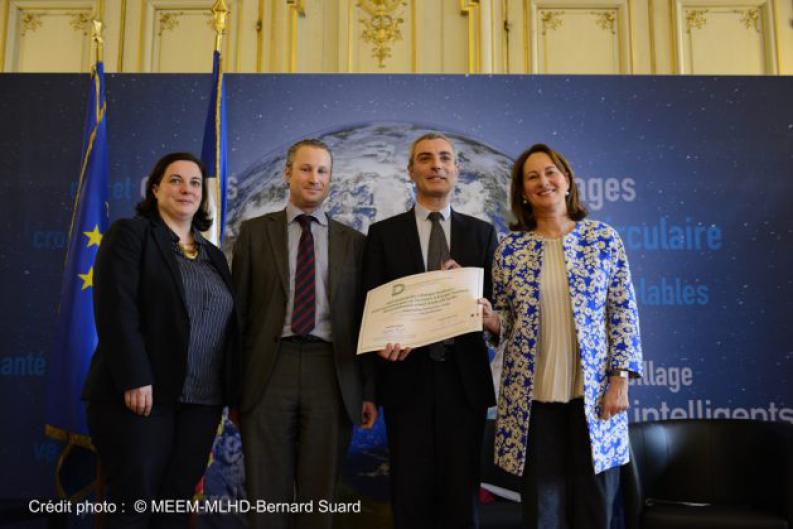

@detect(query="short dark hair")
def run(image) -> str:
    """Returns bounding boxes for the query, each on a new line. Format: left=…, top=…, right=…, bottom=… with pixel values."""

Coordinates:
left=135, top=152, right=212, bottom=232
left=285, top=139, right=333, bottom=171
left=509, top=144, right=587, bottom=231
left=407, top=132, right=456, bottom=169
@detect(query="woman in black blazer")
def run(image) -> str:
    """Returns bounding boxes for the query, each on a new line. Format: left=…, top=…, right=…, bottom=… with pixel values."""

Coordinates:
left=82, top=152, right=239, bottom=529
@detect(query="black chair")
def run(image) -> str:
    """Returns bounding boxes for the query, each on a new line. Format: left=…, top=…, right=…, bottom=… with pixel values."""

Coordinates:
left=623, top=419, right=793, bottom=529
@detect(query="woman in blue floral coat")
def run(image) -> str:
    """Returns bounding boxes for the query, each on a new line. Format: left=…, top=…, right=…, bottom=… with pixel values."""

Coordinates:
left=480, top=144, right=642, bottom=529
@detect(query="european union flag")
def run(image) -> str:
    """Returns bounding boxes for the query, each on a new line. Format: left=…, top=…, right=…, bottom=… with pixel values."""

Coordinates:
left=201, top=49, right=228, bottom=245
left=45, top=61, right=109, bottom=449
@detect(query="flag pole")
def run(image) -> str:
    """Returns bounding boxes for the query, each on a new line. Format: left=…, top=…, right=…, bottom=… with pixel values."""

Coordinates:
left=45, top=13, right=107, bottom=502
left=211, top=0, right=228, bottom=53
left=209, top=0, right=228, bottom=244
left=93, top=18, right=104, bottom=64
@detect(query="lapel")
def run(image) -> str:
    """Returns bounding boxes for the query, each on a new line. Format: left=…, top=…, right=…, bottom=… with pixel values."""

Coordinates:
left=150, top=219, right=188, bottom=314
left=449, top=208, right=466, bottom=265
left=327, top=218, right=349, bottom=307
left=402, top=208, right=426, bottom=274
left=266, top=210, right=290, bottom=296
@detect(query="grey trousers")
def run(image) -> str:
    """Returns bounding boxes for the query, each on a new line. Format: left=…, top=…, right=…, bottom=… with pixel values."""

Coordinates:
left=520, top=398, right=620, bottom=529
left=242, top=339, right=352, bottom=529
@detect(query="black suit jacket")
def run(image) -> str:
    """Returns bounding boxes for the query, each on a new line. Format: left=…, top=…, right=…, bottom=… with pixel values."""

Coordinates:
left=231, top=210, right=374, bottom=420
left=82, top=216, right=240, bottom=406
left=362, top=208, right=497, bottom=410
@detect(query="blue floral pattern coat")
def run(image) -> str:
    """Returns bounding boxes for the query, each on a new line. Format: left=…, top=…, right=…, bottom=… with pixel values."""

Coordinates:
left=493, top=219, right=643, bottom=475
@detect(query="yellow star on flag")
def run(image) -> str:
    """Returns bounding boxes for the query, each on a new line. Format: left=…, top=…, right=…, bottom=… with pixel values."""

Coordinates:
left=83, top=225, right=103, bottom=247
left=78, top=267, right=94, bottom=290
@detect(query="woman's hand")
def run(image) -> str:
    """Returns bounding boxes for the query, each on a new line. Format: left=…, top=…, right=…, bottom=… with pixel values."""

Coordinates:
left=600, top=376, right=629, bottom=420
left=124, top=385, right=153, bottom=416
left=478, top=298, right=500, bottom=335
left=377, top=343, right=412, bottom=361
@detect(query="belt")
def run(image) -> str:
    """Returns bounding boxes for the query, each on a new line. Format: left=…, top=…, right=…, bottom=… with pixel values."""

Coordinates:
left=280, top=335, right=329, bottom=344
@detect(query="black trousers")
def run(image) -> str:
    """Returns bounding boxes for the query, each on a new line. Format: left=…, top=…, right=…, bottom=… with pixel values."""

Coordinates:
left=520, top=399, right=619, bottom=529
left=384, top=354, right=487, bottom=529
left=86, top=401, right=222, bottom=529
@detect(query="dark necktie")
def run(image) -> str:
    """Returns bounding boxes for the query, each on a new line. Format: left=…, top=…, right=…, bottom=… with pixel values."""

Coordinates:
left=427, top=211, right=450, bottom=271
left=427, top=211, right=451, bottom=360
left=291, top=214, right=316, bottom=336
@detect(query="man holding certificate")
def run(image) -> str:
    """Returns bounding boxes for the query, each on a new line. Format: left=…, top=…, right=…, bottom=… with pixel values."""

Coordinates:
left=362, top=132, right=498, bottom=529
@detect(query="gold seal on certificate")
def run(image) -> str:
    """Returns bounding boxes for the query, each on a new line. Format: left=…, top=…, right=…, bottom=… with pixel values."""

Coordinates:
left=356, top=267, right=484, bottom=355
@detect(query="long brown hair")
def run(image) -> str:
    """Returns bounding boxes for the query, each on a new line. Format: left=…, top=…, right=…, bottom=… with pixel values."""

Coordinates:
left=509, top=144, right=587, bottom=231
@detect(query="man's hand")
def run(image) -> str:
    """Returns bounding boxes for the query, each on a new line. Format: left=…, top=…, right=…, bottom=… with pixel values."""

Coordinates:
left=377, top=343, right=412, bottom=361
left=360, top=401, right=378, bottom=429
left=441, top=259, right=460, bottom=270
left=478, top=298, right=500, bottom=335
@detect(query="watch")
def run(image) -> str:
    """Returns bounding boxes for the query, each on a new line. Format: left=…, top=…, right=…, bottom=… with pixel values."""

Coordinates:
left=610, top=369, right=630, bottom=378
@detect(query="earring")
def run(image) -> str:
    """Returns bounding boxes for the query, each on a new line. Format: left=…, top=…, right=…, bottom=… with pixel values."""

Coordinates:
left=565, top=191, right=570, bottom=196
left=521, top=196, right=528, bottom=204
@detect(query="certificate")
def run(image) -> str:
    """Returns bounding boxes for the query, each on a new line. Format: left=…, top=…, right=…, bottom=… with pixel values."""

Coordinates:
left=356, top=267, right=484, bottom=355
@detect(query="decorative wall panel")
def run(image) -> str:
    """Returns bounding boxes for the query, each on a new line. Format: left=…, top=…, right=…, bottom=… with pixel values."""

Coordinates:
left=124, top=0, right=240, bottom=73
left=672, top=0, right=777, bottom=74
left=4, top=1, right=98, bottom=72
left=511, top=0, right=641, bottom=74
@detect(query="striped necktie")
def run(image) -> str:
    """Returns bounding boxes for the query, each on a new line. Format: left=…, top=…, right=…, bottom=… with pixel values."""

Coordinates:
left=291, top=214, right=316, bottom=336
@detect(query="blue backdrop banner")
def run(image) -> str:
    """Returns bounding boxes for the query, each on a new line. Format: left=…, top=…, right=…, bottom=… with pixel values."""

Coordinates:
left=0, top=74, right=791, bottom=518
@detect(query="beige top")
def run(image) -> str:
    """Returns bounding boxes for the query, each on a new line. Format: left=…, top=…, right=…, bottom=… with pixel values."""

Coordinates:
left=533, top=238, right=585, bottom=403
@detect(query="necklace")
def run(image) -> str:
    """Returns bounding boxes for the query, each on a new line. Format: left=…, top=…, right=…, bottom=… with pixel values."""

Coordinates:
left=178, top=242, right=198, bottom=260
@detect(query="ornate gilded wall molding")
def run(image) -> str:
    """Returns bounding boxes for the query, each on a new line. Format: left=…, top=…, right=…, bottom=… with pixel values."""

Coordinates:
left=21, top=13, right=43, bottom=36
left=685, top=9, right=708, bottom=34
left=539, top=10, right=563, bottom=36
left=69, top=12, right=93, bottom=36
left=357, top=0, right=406, bottom=68
left=736, top=8, right=760, bottom=32
left=158, top=12, right=183, bottom=37
left=592, top=10, right=617, bottom=35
